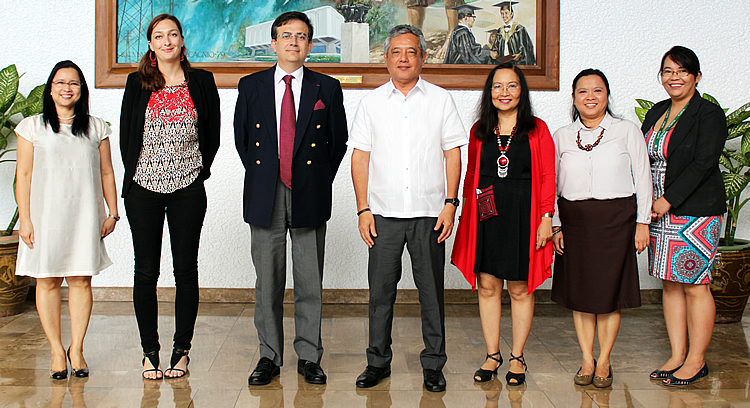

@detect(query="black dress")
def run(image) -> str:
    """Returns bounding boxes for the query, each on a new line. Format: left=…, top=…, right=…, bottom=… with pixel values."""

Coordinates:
left=476, top=135, right=532, bottom=281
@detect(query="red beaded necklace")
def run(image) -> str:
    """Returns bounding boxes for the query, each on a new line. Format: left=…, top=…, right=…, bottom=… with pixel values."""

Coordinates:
left=494, top=124, right=517, bottom=178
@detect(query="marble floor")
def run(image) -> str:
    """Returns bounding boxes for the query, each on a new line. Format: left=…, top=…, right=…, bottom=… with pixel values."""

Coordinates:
left=1, top=301, right=749, bottom=408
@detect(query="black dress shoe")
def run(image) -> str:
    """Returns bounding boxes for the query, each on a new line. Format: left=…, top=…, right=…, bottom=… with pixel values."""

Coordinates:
left=423, top=369, right=446, bottom=392
left=355, top=365, right=391, bottom=388
left=298, top=360, right=327, bottom=384
left=248, top=357, right=280, bottom=386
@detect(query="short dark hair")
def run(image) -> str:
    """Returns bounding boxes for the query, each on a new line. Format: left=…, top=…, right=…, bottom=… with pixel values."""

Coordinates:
left=457, top=9, right=474, bottom=20
left=42, top=60, right=90, bottom=137
left=570, top=68, right=614, bottom=122
left=271, top=11, right=313, bottom=41
left=475, top=62, right=536, bottom=143
left=137, top=14, right=192, bottom=91
left=660, top=45, right=701, bottom=77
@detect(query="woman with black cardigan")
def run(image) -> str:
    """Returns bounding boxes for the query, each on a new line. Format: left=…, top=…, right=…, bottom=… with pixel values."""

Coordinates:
left=642, top=46, right=726, bottom=387
left=120, top=13, right=220, bottom=380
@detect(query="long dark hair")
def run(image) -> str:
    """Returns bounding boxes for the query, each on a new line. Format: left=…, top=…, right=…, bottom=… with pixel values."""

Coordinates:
left=137, top=14, right=192, bottom=91
left=570, top=68, right=614, bottom=122
left=42, top=60, right=90, bottom=137
left=476, top=62, right=536, bottom=143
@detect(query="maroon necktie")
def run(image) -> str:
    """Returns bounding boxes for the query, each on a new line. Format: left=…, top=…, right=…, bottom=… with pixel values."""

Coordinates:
left=279, top=74, right=296, bottom=189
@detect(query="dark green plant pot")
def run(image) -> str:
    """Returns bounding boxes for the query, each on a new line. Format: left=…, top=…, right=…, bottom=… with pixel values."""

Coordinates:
left=711, top=239, right=750, bottom=323
left=0, top=232, right=30, bottom=317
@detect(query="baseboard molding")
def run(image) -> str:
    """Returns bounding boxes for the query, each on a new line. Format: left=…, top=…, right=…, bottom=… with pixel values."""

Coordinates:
left=52, top=287, right=665, bottom=304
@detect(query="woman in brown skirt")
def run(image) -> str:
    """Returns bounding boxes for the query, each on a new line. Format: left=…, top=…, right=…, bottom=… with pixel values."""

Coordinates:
left=551, top=69, right=652, bottom=388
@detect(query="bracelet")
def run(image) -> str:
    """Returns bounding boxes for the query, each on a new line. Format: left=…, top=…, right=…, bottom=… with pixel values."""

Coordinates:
left=552, top=227, right=562, bottom=236
left=357, top=208, right=371, bottom=216
left=541, top=212, right=553, bottom=218
left=109, top=214, right=120, bottom=221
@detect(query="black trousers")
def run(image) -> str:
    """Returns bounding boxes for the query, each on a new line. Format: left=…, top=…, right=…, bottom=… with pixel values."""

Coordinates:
left=125, top=179, right=207, bottom=353
left=366, top=215, right=447, bottom=371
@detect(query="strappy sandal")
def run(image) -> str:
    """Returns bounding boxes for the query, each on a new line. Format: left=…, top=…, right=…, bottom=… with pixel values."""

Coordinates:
left=164, top=348, right=190, bottom=378
left=142, top=350, right=163, bottom=380
left=474, top=351, right=503, bottom=382
left=506, top=353, right=527, bottom=386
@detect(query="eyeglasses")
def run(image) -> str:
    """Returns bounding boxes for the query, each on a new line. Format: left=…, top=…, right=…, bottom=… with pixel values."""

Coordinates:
left=491, top=83, right=520, bottom=92
left=661, top=68, right=691, bottom=78
left=52, top=80, right=81, bottom=89
left=279, top=32, right=309, bottom=42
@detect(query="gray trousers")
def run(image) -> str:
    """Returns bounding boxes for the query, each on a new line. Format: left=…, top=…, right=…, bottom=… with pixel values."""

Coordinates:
left=366, top=215, right=447, bottom=371
left=250, top=180, right=326, bottom=366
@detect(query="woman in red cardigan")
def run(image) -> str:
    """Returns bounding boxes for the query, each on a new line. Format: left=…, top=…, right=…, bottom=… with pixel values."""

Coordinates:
left=452, top=62, right=556, bottom=386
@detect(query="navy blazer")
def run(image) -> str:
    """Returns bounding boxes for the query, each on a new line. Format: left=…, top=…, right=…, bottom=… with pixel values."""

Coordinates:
left=641, top=92, right=727, bottom=216
left=120, top=69, right=221, bottom=197
left=234, top=66, right=348, bottom=228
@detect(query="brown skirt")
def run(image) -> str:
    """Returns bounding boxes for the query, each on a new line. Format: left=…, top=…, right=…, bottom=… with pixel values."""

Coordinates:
left=551, top=196, right=641, bottom=314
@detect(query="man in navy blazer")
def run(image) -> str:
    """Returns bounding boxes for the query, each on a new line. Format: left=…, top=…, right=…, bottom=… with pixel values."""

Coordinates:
left=234, top=11, right=348, bottom=386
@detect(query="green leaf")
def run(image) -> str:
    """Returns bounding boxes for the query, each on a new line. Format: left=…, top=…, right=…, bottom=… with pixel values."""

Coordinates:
left=635, top=107, right=648, bottom=124
left=22, top=84, right=44, bottom=117
left=723, top=172, right=750, bottom=199
left=727, top=150, right=750, bottom=167
left=727, top=102, right=750, bottom=126
left=728, top=122, right=750, bottom=140
left=636, top=99, right=654, bottom=110
left=719, top=152, right=735, bottom=172
left=702, top=93, right=721, bottom=109
left=0, top=65, right=20, bottom=114
left=6, top=92, right=26, bottom=117
left=742, top=133, right=750, bottom=156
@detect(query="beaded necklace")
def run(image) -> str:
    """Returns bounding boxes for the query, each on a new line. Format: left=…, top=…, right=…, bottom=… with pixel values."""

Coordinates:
left=494, top=124, right=517, bottom=178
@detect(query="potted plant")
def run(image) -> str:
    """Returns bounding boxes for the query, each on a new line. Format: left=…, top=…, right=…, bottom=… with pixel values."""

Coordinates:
left=636, top=95, right=750, bottom=323
left=0, top=64, right=43, bottom=316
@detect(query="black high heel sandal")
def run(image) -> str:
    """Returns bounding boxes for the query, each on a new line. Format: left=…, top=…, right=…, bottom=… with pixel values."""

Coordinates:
left=142, top=350, right=163, bottom=380
left=506, top=353, right=527, bottom=386
left=67, top=347, right=89, bottom=378
left=50, top=368, right=68, bottom=380
left=474, top=352, right=503, bottom=382
left=165, top=348, right=190, bottom=378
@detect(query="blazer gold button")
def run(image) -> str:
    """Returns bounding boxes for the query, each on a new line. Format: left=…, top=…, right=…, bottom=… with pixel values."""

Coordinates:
left=256, top=123, right=260, bottom=128
left=316, top=124, right=321, bottom=129
left=256, top=160, right=261, bottom=165
left=307, top=160, right=312, bottom=165
left=255, top=142, right=260, bottom=146
left=311, top=143, right=316, bottom=147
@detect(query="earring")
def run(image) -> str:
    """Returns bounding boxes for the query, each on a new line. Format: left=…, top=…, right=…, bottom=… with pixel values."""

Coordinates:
left=149, top=51, right=156, bottom=67
left=180, top=48, right=185, bottom=62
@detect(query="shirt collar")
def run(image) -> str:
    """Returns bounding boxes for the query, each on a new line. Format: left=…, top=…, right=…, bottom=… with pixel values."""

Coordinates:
left=575, top=112, right=613, bottom=131
left=274, top=65, right=304, bottom=85
left=385, top=76, right=425, bottom=98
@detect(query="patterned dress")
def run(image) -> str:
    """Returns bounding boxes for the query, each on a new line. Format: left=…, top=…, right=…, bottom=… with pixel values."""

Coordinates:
left=646, top=126, right=722, bottom=284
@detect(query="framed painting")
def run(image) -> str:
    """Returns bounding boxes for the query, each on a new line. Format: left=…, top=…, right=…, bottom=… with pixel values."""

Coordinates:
left=95, top=0, right=558, bottom=89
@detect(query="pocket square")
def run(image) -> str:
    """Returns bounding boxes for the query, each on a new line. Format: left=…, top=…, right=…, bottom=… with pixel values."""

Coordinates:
left=313, top=100, right=326, bottom=110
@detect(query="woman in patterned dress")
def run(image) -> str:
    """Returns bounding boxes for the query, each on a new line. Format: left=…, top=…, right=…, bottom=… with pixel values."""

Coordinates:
left=642, top=46, right=726, bottom=386
left=120, top=14, right=220, bottom=380
left=16, top=61, right=118, bottom=379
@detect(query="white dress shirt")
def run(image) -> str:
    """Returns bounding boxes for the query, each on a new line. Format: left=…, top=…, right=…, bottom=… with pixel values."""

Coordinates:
left=348, top=78, right=468, bottom=218
left=553, top=113, right=653, bottom=225
left=274, top=65, right=303, bottom=151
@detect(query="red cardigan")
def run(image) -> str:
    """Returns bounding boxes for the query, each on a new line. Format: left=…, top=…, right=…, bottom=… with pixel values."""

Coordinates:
left=451, top=118, right=556, bottom=292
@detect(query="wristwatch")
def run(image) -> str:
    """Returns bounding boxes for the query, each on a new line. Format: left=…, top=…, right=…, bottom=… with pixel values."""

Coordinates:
left=445, top=198, right=460, bottom=207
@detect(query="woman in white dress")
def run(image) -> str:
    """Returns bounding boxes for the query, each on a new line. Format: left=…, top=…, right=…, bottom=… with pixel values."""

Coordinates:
left=15, top=60, right=119, bottom=380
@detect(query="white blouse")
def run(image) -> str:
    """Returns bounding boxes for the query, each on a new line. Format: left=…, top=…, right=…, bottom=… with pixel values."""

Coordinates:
left=553, top=113, right=653, bottom=225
